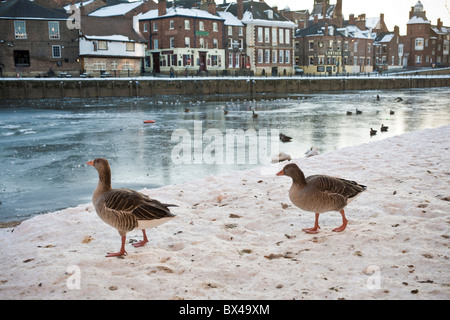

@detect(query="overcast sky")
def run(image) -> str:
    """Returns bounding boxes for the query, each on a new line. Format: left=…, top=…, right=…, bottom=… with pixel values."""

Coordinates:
left=264, top=0, right=450, bottom=34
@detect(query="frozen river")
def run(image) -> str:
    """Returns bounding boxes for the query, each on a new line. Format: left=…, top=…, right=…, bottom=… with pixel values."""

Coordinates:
left=0, top=87, right=449, bottom=223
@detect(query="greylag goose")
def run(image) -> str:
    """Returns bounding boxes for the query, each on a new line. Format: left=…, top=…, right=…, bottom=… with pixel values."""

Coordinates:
left=380, top=124, right=388, bottom=132
left=276, top=163, right=366, bottom=233
left=356, top=109, right=362, bottom=115
left=87, top=158, right=176, bottom=257
left=252, top=110, right=258, bottom=118
left=370, top=128, right=377, bottom=136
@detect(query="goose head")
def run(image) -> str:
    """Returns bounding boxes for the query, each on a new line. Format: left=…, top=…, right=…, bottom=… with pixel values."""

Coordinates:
left=276, top=163, right=306, bottom=185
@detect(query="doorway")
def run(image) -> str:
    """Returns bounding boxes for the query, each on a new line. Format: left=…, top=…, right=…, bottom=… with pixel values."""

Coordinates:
left=199, top=52, right=207, bottom=72
left=152, top=52, right=160, bottom=73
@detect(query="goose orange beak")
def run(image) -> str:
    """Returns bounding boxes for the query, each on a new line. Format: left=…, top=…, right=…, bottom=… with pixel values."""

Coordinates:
left=276, top=169, right=285, bottom=176
left=86, top=160, right=94, bottom=167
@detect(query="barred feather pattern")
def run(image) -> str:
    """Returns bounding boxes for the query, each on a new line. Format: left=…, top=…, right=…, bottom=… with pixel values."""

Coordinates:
left=283, top=163, right=367, bottom=214
left=89, top=158, right=176, bottom=236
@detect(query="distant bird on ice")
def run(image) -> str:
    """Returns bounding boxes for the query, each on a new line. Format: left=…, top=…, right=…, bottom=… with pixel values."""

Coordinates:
left=396, top=97, right=403, bottom=102
left=305, top=146, right=320, bottom=157
left=380, top=124, right=388, bottom=132
left=390, top=110, right=395, bottom=115
left=370, top=128, right=377, bottom=136
left=279, top=133, right=292, bottom=142
left=276, top=163, right=366, bottom=233
left=356, top=109, right=362, bottom=115
left=252, top=109, right=258, bottom=119
left=87, top=158, right=176, bottom=257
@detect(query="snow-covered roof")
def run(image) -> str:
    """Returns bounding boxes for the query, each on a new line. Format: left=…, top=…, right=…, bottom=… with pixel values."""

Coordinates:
left=83, top=34, right=137, bottom=42
left=63, top=0, right=94, bottom=13
left=431, top=26, right=450, bottom=35
left=89, top=1, right=143, bottom=17
left=365, top=17, right=380, bottom=30
left=217, top=11, right=244, bottom=27
left=138, top=7, right=223, bottom=21
left=343, top=25, right=374, bottom=39
left=379, top=33, right=394, bottom=43
left=407, top=16, right=430, bottom=25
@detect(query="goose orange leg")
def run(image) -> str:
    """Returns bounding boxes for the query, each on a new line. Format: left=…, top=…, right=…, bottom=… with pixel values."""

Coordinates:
left=132, top=229, right=149, bottom=248
left=303, top=213, right=321, bottom=234
left=332, top=210, right=348, bottom=232
left=106, top=235, right=128, bottom=257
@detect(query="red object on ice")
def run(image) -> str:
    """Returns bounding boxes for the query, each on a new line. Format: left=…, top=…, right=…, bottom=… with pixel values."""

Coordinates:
left=143, top=120, right=156, bottom=124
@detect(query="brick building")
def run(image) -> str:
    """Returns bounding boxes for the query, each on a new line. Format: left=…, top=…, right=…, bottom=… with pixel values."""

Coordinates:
left=139, top=0, right=225, bottom=75
left=222, top=0, right=296, bottom=77
left=0, top=0, right=80, bottom=77
left=405, top=1, right=449, bottom=67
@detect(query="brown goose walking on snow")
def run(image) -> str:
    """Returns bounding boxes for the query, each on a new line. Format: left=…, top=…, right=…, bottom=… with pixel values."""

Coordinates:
left=276, top=163, right=366, bottom=234
left=87, top=158, right=176, bottom=257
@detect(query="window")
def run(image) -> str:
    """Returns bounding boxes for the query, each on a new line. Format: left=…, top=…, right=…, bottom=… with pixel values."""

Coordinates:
left=235, top=53, right=240, bottom=68
left=199, top=21, right=205, bottom=31
left=354, top=42, right=358, bottom=52
left=272, top=28, right=277, bottom=45
left=239, top=27, right=243, bottom=36
left=93, top=60, right=106, bottom=70
left=169, top=20, right=174, bottom=30
left=367, top=43, right=371, bottom=53
left=279, top=28, right=284, bottom=44
left=264, top=49, right=270, bottom=63
left=143, top=23, right=148, bottom=32
left=228, top=26, right=233, bottom=36
left=309, top=40, right=314, bottom=50
left=14, top=21, right=27, bottom=39
left=183, top=54, right=193, bottom=66
left=272, top=50, right=277, bottom=63
left=344, top=41, right=349, bottom=51
left=52, top=45, right=61, bottom=58
left=257, top=27, right=263, bottom=42
left=126, top=42, right=135, bottom=52
left=398, top=44, right=404, bottom=56
left=123, top=61, right=133, bottom=71
left=199, top=38, right=205, bottom=48
left=329, top=40, right=333, bottom=50
left=415, top=55, right=422, bottom=64
left=285, top=50, right=290, bottom=64
left=153, top=39, right=159, bottom=50
left=257, top=49, right=263, bottom=63
left=14, top=50, right=30, bottom=66
left=153, top=22, right=158, bottom=31
left=415, top=38, right=424, bottom=50
left=229, top=53, right=233, bottom=68
left=48, top=21, right=60, bottom=40
left=285, top=29, right=290, bottom=44
left=98, top=41, right=107, bottom=50
left=213, top=22, right=218, bottom=32
left=170, top=37, right=175, bottom=48
left=309, top=56, right=314, bottom=65
left=185, top=37, right=190, bottom=48
left=279, top=50, right=284, bottom=64
left=185, top=20, right=190, bottom=30
left=213, top=38, right=218, bottom=49
left=264, top=27, right=270, bottom=43
left=318, top=56, right=325, bottom=65
left=111, top=61, right=118, bottom=70
left=228, top=38, right=233, bottom=49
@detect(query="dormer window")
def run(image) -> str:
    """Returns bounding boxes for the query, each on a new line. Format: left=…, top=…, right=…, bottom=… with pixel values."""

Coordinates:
left=265, top=10, right=274, bottom=19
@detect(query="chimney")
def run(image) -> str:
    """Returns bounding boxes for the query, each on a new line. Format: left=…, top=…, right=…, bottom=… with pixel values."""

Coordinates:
left=79, top=2, right=86, bottom=16
left=324, top=23, right=328, bottom=36
left=322, top=0, right=327, bottom=19
left=314, top=14, right=319, bottom=24
left=394, top=25, right=399, bottom=36
left=237, top=0, right=244, bottom=20
left=208, top=0, right=216, bottom=15
left=437, top=18, right=443, bottom=28
left=158, top=0, right=166, bottom=16
left=349, top=14, right=355, bottom=25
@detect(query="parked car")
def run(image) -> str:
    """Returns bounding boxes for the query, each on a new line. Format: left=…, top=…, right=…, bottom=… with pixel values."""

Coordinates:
left=294, top=66, right=304, bottom=75
left=434, top=62, right=448, bottom=68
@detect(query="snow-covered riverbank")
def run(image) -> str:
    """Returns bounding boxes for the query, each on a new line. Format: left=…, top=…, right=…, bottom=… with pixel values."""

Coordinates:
left=0, top=125, right=448, bottom=299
